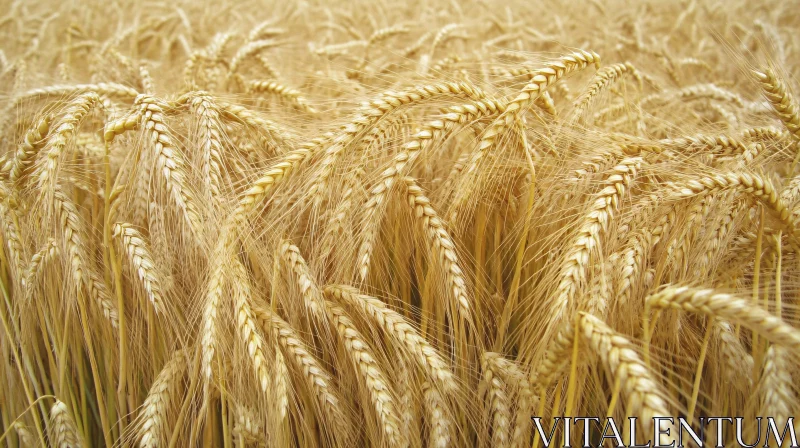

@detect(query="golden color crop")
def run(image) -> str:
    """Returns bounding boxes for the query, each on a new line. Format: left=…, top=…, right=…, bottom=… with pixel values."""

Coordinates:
left=0, top=0, right=798, bottom=446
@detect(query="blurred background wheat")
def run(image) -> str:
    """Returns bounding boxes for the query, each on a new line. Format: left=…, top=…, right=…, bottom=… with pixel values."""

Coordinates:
left=0, top=0, right=799, bottom=446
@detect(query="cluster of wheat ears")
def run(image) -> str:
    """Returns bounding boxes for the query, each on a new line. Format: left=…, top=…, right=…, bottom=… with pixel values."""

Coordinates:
left=0, top=0, right=799, bottom=446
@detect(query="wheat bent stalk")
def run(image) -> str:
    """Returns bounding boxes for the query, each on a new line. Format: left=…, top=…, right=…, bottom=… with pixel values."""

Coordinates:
left=645, top=286, right=800, bottom=352
left=324, top=284, right=457, bottom=392
left=309, top=81, right=487, bottom=206
left=357, top=98, right=505, bottom=281
left=112, top=223, right=164, bottom=314
left=135, top=94, right=204, bottom=237
left=139, top=349, right=188, bottom=448
left=402, top=177, right=472, bottom=324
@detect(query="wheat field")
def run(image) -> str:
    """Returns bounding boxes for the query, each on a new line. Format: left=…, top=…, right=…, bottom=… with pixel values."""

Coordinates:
left=0, top=0, right=798, bottom=446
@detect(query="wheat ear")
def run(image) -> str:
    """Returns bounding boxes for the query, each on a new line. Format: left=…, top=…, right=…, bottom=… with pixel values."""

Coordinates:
left=483, top=352, right=537, bottom=448
left=0, top=191, right=25, bottom=287
left=181, top=92, right=225, bottom=199
left=139, top=350, right=187, bottom=448
left=228, top=39, right=283, bottom=75
left=402, top=177, right=472, bottom=323
left=37, top=93, right=102, bottom=191
left=8, top=114, right=51, bottom=184
left=279, top=241, right=328, bottom=321
left=531, top=320, right=575, bottom=391
left=481, top=353, right=511, bottom=447
left=49, top=400, right=83, bottom=448
left=325, top=284, right=457, bottom=392
left=248, top=79, right=317, bottom=113
left=274, top=348, right=289, bottom=420
left=310, top=81, right=487, bottom=206
left=231, top=404, right=264, bottom=445
left=466, top=50, right=600, bottom=173
left=578, top=313, right=672, bottom=445
left=325, top=299, right=403, bottom=446
left=24, top=238, right=58, bottom=297
left=754, top=68, right=800, bottom=143
left=136, top=94, right=204, bottom=237
left=713, top=320, right=754, bottom=392
left=9, top=82, right=138, bottom=110
left=422, top=381, right=451, bottom=448
left=667, top=172, right=793, bottom=233
left=53, top=187, right=118, bottom=327
left=231, top=259, right=270, bottom=392
left=646, top=286, right=800, bottom=352
left=574, top=62, right=641, bottom=116
left=216, top=100, right=296, bottom=145
left=252, top=304, right=352, bottom=442
left=550, top=157, right=641, bottom=331
left=358, top=98, right=504, bottom=280
left=112, top=223, right=164, bottom=313
left=760, top=345, right=794, bottom=424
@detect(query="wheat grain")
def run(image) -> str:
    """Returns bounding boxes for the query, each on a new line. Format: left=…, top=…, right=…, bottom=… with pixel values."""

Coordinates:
left=325, top=284, right=457, bottom=391
left=49, top=400, right=83, bottom=448
left=113, top=223, right=165, bottom=313
left=139, top=350, right=187, bottom=448
left=578, top=313, right=672, bottom=445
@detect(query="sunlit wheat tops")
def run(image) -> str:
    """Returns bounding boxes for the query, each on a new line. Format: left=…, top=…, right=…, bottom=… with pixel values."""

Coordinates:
left=3, top=1, right=800, bottom=446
